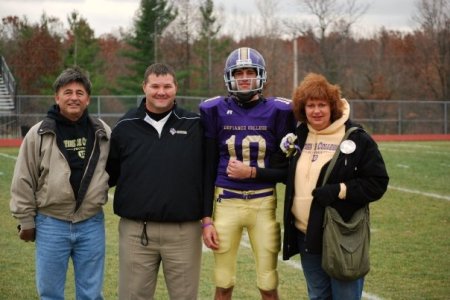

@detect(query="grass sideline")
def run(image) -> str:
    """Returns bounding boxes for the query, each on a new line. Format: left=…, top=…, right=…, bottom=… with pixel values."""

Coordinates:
left=1, top=141, right=449, bottom=299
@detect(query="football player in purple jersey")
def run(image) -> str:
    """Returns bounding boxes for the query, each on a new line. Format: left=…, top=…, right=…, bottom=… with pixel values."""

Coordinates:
left=199, top=47, right=296, bottom=300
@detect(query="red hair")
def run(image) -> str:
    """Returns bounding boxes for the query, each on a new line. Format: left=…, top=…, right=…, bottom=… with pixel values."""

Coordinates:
left=292, top=73, right=344, bottom=123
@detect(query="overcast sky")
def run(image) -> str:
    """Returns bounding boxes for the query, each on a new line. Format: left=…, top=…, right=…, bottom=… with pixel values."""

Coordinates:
left=0, top=0, right=419, bottom=38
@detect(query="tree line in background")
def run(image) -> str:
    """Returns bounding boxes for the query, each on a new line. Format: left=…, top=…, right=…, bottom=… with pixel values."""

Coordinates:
left=0, top=0, right=448, bottom=101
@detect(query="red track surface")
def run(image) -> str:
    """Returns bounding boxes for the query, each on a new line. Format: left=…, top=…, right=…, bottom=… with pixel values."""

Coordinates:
left=1, top=135, right=449, bottom=148
left=0, top=139, right=22, bottom=147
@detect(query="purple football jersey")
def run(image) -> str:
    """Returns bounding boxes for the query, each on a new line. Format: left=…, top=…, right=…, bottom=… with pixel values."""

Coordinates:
left=200, top=96, right=294, bottom=190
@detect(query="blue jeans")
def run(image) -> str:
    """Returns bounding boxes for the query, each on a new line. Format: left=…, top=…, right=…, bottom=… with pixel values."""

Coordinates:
left=35, top=212, right=105, bottom=300
left=298, top=232, right=364, bottom=300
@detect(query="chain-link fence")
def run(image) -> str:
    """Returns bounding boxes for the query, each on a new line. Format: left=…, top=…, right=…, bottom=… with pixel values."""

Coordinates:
left=349, top=100, right=449, bottom=134
left=0, top=96, right=449, bottom=138
left=0, top=95, right=204, bottom=138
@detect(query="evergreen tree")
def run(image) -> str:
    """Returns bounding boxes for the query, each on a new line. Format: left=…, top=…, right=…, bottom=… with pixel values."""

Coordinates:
left=118, top=0, right=177, bottom=95
left=64, top=11, right=106, bottom=95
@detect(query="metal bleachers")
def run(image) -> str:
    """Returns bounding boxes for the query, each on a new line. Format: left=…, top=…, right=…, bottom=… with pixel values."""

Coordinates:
left=0, top=74, right=15, bottom=112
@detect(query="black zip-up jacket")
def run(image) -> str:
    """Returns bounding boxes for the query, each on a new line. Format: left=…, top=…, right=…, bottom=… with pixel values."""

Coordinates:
left=107, top=99, right=204, bottom=222
left=282, top=121, right=389, bottom=259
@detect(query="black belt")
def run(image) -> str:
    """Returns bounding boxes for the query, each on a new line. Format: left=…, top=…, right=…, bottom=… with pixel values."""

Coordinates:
left=219, top=189, right=274, bottom=200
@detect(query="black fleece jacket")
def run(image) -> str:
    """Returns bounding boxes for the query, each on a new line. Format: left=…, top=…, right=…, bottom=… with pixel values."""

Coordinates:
left=107, top=99, right=205, bottom=222
left=282, top=121, right=389, bottom=259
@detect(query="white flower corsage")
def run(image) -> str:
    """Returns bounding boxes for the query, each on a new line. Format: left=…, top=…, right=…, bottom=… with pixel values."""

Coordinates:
left=280, top=133, right=300, bottom=157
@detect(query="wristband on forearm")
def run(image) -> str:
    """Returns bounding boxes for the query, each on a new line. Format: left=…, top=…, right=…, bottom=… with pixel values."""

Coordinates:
left=201, top=222, right=213, bottom=228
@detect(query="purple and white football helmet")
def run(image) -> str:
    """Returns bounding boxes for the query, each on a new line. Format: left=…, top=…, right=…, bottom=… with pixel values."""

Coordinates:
left=224, top=47, right=267, bottom=101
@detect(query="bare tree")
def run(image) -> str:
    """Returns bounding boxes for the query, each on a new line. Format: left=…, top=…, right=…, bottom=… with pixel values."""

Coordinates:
left=298, top=0, right=368, bottom=37
left=292, top=0, right=369, bottom=81
left=255, top=0, right=282, bottom=39
left=413, top=0, right=450, bottom=100
left=252, top=0, right=293, bottom=97
left=164, top=0, right=199, bottom=94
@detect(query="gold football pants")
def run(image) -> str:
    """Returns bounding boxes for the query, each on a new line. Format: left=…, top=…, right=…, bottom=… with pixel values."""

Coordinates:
left=213, top=187, right=281, bottom=291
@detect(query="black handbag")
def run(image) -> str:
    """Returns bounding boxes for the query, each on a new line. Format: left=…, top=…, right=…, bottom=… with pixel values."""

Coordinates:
left=321, top=127, right=370, bottom=281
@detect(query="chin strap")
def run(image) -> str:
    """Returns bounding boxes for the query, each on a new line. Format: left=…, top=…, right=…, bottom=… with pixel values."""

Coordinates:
left=233, top=91, right=258, bottom=103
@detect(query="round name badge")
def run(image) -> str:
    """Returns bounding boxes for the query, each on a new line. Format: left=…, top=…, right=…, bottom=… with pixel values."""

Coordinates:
left=340, top=140, right=356, bottom=154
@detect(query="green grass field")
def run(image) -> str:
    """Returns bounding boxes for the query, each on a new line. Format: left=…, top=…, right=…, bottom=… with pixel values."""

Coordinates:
left=1, top=141, right=449, bottom=299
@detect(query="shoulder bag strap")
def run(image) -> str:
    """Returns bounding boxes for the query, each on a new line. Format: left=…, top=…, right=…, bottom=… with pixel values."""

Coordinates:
left=321, top=127, right=359, bottom=186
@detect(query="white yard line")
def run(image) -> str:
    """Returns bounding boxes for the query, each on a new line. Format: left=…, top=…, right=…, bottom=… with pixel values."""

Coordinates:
left=0, top=153, right=17, bottom=160
left=389, top=185, right=450, bottom=201
left=378, top=143, right=450, bottom=155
